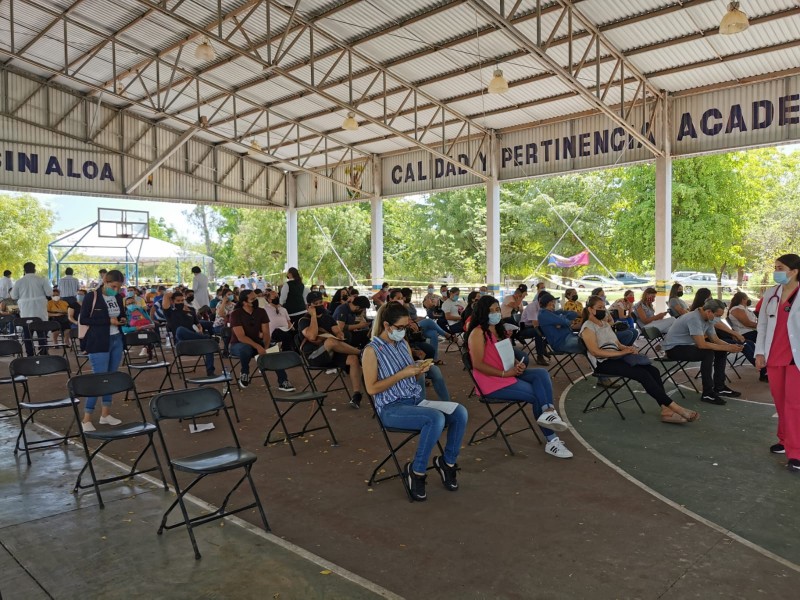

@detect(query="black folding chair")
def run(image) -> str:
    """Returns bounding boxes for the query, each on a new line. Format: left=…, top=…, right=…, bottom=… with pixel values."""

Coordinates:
left=0, top=339, right=24, bottom=418
left=150, top=387, right=271, bottom=559
left=295, top=333, right=352, bottom=402
left=28, top=320, right=70, bottom=358
left=123, top=330, right=175, bottom=399
left=462, top=350, right=542, bottom=456
left=642, top=328, right=700, bottom=397
left=537, top=327, right=587, bottom=384
left=68, top=372, right=168, bottom=507
left=579, top=342, right=644, bottom=420
left=0, top=314, right=18, bottom=340
left=70, top=334, right=91, bottom=375
left=365, top=392, right=444, bottom=502
left=257, top=351, right=337, bottom=455
left=9, top=355, right=78, bottom=464
left=14, top=316, right=46, bottom=356
left=173, top=338, right=238, bottom=422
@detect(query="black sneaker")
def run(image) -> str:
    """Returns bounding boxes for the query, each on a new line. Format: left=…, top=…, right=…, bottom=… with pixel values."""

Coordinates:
left=787, top=459, right=800, bottom=473
left=278, top=380, right=295, bottom=392
left=349, top=392, right=362, bottom=409
left=771, top=443, right=786, bottom=454
left=715, top=386, right=741, bottom=398
left=701, top=393, right=726, bottom=405
left=433, top=455, right=459, bottom=491
left=403, top=462, right=427, bottom=501
left=238, top=372, right=250, bottom=390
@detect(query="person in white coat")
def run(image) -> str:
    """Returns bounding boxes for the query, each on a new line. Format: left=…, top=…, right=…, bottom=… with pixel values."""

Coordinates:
left=191, top=266, right=211, bottom=309
left=755, top=253, right=800, bottom=472
left=10, top=262, right=52, bottom=356
left=0, top=269, right=12, bottom=299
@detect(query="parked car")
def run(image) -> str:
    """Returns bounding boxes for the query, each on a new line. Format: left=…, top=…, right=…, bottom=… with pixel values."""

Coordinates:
left=675, top=272, right=738, bottom=293
left=576, top=275, right=618, bottom=289
left=671, top=270, right=698, bottom=280
left=613, top=271, right=650, bottom=285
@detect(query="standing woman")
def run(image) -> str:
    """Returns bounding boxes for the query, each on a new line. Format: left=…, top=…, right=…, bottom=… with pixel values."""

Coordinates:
left=279, top=267, right=308, bottom=327
left=755, top=254, right=800, bottom=471
left=78, top=269, right=126, bottom=431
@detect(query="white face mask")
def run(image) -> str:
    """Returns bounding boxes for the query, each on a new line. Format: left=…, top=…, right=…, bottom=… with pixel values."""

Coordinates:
left=52, top=296, right=61, bottom=302
left=388, top=327, right=406, bottom=342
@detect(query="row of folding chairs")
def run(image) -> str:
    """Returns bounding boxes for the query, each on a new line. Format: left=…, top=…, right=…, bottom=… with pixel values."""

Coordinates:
left=1, top=351, right=269, bottom=560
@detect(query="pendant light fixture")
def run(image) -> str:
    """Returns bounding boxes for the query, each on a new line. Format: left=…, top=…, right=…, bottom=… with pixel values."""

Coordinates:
left=195, top=37, right=216, bottom=61
left=342, top=112, right=359, bottom=131
left=487, top=67, right=509, bottom=94
left=249, top=138, right=262, bottom=154
left=719, top=2, right=749, bottom=35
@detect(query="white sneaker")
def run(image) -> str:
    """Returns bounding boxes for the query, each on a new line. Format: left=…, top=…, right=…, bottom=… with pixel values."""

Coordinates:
left=545, top=437, right=573, bottom=459
left=138, top=348, right=149, bottom=357
left=536, top=411, right=568, bottom=432
left=81, top=421, right=96, bottom=432
left=99, top=415, right=122, bottom=426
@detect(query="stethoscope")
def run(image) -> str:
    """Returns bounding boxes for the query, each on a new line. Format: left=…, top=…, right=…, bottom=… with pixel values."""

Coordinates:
left=766, top=285, right=798, bottom=317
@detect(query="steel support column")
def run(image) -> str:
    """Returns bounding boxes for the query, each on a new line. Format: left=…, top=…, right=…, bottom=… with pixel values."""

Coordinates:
left=654, top=95, right=672, bottom=312
left=486, top=132, right=501, bottom=295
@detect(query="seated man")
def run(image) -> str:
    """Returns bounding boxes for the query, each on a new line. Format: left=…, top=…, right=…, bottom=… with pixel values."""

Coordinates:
left=163, top=290, right=218, bottom=377
left=537, top=292, right=582, bottom=354
left=47, top=287, right=72, bottom=345
left=438, top=287, right=466, bottom=334
left=663, top=299, right=744, bottom=405
left=517, top=293, right=549, bottom=366
left=332, top=294, right=372, bottom=349
left=298, top=291, right=364, bottom=409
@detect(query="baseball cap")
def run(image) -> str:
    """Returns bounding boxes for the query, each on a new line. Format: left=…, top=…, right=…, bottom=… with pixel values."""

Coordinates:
left=538, top=292, right=555, bottom=307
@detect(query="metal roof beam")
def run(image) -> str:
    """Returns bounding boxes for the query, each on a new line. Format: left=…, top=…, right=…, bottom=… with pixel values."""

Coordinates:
left=125, top=125, right=197, bottom=194
left=467, top=0, right=662, bottom=156
left=125, top=0, right=490, bottom=181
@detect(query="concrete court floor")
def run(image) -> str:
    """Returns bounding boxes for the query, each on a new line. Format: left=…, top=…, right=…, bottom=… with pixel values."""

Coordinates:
left=1, top=347, right=799, bottom=600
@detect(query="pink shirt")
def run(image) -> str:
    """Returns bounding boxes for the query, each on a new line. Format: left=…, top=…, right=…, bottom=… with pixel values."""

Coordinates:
left=470, top=331, right=516, bottom=395
left=768, top=291, right=797, bottom=367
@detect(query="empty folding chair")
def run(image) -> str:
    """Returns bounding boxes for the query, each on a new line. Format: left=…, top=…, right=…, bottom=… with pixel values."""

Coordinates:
left=173, top=338, right=238, bottom=422
left=123, top=330, right=174, bottom=399
left=68, top=372, right=168, bottom=507
left=257, top=352, right=337, bottom=455
left=462, top=350, right=542, bottom=455
left=150, top=387, right=271, bottom=560
left=9, top=355, right=78, bottom=464
left=0, top=340, right=24, bottom=418
left=27, top=320, right=70, bottom=358
left=365, top=392, right=445, bottom=502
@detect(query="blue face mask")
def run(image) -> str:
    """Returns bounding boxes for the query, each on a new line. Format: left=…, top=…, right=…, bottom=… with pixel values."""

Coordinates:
left=451, top=295, right=459, bottom=301
left=488, top=312, right=501, bottom=325
left=103, top=287, right=118, bottom=297
left=76, top=294, right=85, bottom=303
left=774, top=271, right=790, bottom=285
left=388, top=327, right=406, bottom=342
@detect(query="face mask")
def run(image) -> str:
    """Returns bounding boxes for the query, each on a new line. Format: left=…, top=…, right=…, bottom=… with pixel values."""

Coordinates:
left=251, top=299, right=259, bottom=308
left=186, top=295, right=195, bottom=303
left=103, top=287, right=117, bottom=297
left=320, top=289, right=326, bottom=294
left=569, top=295, right=578, bottom=301
left=315, top=306, right=326, bottom=316
left=774, top=271, right=790, bottom=285
left=52, top=296, right=61, bottom=302
left=388, top=327, right=406, bottom=341
left=451, top=295, right=459, bottom=301
left=712, top=316, right=721, bottom=324
left=427, top=287, right=434, bottom=293
left=173, top=301, right=184, bottom=308
left=594, top=310, right=607, bottom=320
left=488, top=312, right=501, bottom=325
left=226, top=294, right=234, bottom=301
left=76, top=295, right=85, bottom=303
left=271, top=297, right=280, bottom=305
left=676, top=291, right=684, bottom=297
left=126, top=303, right=135, bottom=309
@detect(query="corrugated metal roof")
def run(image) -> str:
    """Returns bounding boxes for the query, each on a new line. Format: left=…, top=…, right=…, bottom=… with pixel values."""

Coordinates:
left=3, top=0, right=799, bottom=174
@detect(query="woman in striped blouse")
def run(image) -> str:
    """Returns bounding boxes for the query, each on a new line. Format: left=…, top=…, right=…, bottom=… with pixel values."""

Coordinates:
left=362, top=302, right=468, bottom=502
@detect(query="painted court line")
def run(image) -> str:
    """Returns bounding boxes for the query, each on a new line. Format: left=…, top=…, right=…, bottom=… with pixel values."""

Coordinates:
left=558, top=378, right=800, bottom=575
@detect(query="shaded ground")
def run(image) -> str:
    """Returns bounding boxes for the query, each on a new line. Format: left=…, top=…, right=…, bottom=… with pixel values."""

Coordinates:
left=1, top=347, right=797, bottom=599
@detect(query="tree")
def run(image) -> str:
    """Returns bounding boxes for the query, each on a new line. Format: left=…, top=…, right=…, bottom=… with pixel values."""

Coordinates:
left=148, top=216, right=177, bottom=241
left=0, top=194, right=55, bottom=276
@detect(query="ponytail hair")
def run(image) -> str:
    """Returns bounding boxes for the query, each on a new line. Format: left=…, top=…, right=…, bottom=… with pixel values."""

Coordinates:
left=582, top=295, right=603, bottom=322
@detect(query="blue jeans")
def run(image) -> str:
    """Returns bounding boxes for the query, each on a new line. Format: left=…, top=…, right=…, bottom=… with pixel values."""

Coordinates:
left=487, top=368, right=556, bottom=439
left=616, top=328, right=638, bottom=345
left=175, top=326, right=216, bottom=375
left=418, top=318, right=449, bottom=360
left=230, top=342, right=288, bottom=384
left=554, top=333, right=582, bottom=354
left=418, top=366, right=451, bottom=403
left=379, top=397, right=468, bottom=474
left=86, top=334, right=124, bottom=412
left=517, top=326, right=546, bottom=357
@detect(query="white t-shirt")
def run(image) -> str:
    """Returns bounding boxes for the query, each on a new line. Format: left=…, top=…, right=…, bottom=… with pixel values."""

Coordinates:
left=102, top=292, right=122, bottom=336
left=728, top=305, right=756, bottom=335
left=580, top=320, right=619, bottom=367
left=521, top=301, right=540, bottom=325
left=441, top=298, right=465, bottom=325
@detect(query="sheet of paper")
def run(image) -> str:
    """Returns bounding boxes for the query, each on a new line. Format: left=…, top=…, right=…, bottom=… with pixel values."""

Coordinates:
left=494, top=337, right=515, bottom=371
left=317, top=332, right=337, bottom=339
left=189, top=423, right=215, bottom=433
left=418, top=400, right=459, bottom=414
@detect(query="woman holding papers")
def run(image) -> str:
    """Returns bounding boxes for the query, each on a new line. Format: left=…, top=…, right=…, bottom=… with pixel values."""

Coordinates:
left=363, top=302, right=468, bottom=502
left=467, top=296, right=573, bottom=460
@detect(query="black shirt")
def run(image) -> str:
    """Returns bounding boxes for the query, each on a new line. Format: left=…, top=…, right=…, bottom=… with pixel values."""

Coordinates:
left=298, top=311, right=337, bottom=355
left=165, top=304, right=199, bottom=334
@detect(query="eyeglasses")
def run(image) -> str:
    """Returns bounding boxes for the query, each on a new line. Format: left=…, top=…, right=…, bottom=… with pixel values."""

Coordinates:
left=390, top=324, right=409, bottom=331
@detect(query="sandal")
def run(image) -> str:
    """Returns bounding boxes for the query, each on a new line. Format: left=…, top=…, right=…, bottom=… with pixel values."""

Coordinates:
left=680, top=410, right=700, bottom=422
left=434, top=359, right=445, bottom=366
left=661, top=412, right=688, bottom=424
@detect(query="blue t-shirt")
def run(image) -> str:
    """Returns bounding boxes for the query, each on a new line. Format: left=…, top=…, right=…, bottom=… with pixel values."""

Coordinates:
left=663, top=310, right=716, bottom=350
left=538, top=309, right=575, bottom=350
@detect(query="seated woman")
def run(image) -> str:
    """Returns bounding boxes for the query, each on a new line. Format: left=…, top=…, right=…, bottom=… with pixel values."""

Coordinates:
left=608, top=290, right=636, bottom=330
left=668, top=283, right=689, bottom=317
left=468, top=295, right=573, bottom=460
left=634, top=287, right=673, bottom=334
left=122, top=295, right=156, bottom=361
left=362, top=302, right=468, bottom=502
left=580, top=295, right=699, bottom=424
left=727, top=291, right=763, bottom=379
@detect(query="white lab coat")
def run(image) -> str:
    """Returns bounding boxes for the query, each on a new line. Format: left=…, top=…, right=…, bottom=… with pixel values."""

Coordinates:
left=192, top=273, right=211, bottom=309
left=10, top=273, right=52, bottom=320
left=0, top=276, right=13, bottom=299
left=755, top=284, right=800, bottom=372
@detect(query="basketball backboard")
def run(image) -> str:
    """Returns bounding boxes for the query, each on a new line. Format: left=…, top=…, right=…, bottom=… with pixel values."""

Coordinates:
left=97, top=208, right=149, bottom=239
